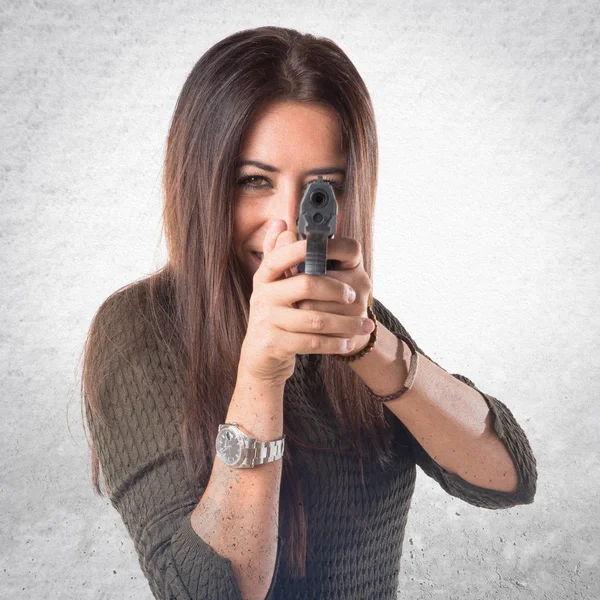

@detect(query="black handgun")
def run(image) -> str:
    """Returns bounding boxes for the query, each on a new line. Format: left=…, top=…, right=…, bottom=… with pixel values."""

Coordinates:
left=295, top=175, right=340, bottom=275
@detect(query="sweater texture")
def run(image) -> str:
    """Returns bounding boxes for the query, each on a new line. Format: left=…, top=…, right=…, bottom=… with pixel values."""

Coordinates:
left=85, top=278, right=537, bottom=599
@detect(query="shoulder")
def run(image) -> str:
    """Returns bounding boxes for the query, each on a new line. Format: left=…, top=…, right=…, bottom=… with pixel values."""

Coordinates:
left=84, top=271, right=182, bottom=418
left=92, top=266, right=176, bottom=334
left=87, top=270, right=177, bottom=370
left=89, top=276, right=153, bottom=347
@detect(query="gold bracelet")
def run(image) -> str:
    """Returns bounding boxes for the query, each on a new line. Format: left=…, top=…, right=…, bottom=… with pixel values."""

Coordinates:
left=333, top=305, right=419, bottom=403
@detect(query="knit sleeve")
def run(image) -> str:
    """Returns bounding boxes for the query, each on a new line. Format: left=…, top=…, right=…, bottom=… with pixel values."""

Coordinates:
left=372, top=297, right=537, bottom=509
left=84, top=286, right=282, bottom=599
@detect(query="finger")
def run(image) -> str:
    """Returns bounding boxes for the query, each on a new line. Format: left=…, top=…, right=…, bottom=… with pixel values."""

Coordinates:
left=262, top=220, right=300, bottom=279
left=324, top=237, right=363, bottom=270
left=263, top=219, right=287, bottom=254
left=273, top=226, right=300, bottom=279
left=274, top=305, right=369, bottom=342
left=268, top=272, right=355, bottom=308
left=296, top=299, right=359, bottom=315
left=258, top=237, right=308, bottom=283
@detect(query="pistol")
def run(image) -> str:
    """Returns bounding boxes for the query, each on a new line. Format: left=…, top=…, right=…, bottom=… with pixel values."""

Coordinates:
left=295, top=175, right=340, bottom=275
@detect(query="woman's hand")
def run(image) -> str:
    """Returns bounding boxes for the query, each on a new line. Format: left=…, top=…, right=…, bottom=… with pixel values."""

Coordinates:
left=239, top=223, right=375, bottom=387
left=290, top=235, right=374, bottom=354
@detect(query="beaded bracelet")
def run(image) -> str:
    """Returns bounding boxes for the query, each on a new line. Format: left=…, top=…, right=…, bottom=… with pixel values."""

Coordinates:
left=332, top=304, right=379, bottom=363
left=332, top=305, right=420, bottom=402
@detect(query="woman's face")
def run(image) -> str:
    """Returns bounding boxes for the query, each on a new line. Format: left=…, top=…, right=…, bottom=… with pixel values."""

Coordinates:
left=232, top=100, right=347, bottom=284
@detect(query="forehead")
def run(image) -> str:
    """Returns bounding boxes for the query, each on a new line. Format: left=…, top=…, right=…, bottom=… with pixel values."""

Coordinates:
left=238, top=101, right=345, bottom=165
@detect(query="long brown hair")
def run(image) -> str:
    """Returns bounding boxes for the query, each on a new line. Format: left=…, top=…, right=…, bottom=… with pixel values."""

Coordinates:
left=81, top=25, right=397, bottom=580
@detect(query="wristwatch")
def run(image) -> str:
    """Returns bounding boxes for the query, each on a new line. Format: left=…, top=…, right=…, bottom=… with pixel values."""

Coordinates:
left=215, top=423, right=286, bottom=469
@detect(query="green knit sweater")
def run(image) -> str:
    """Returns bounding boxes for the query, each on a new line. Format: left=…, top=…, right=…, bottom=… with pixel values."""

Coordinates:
left=85, top=278, right=537, bottom=600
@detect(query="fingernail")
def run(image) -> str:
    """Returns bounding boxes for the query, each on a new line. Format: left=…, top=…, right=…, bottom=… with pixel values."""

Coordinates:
left=362, top=318, right=374, bottom=333
left=345, top=286, right=356, bottom=303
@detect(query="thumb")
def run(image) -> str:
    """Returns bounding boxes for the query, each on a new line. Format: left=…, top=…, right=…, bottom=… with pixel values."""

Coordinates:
left=263, top=219, right=297, bottom=255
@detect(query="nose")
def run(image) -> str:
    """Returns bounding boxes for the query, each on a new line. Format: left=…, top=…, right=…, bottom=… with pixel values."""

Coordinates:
left=273, top=185, right=302, bottom=238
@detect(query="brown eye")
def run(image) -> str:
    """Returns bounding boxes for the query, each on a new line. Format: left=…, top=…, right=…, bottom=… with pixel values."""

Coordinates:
left=236, top=175, right=269, bottom=190
left=236, top=175, right=345, bottom=194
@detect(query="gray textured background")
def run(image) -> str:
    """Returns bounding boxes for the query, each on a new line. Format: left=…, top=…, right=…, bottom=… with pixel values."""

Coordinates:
left=1, top=1, right=598, bottom=599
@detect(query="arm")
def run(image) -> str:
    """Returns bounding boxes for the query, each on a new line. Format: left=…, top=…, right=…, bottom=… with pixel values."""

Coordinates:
left=84, top=289, right=283, bottom=600
left=190, top=369, right=285, bottom=600
left=347, top=297, right=537, bottom=509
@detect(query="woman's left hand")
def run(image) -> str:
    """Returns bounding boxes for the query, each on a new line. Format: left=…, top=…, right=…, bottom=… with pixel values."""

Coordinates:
left=288, top=236, right=375, bottom=353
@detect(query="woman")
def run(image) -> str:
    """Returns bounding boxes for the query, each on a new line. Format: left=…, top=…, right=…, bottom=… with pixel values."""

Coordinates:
left=81, top=26, right=537, bottom=600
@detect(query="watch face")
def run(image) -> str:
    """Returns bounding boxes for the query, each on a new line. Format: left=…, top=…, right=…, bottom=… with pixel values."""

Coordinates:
left=216, top=427, right=243, bottom=466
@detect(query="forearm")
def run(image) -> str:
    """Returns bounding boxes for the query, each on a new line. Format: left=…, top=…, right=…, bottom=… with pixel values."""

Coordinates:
left=349, top=323, right=519, bottom=493
left=191, top=369, right=284, bottom=600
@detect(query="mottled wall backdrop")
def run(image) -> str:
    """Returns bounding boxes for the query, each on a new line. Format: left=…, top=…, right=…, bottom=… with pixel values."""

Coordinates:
left=1, top=1, right=598, bottom=599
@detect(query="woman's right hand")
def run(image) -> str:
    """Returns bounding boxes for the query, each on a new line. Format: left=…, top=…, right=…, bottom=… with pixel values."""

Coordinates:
left=239, top=220, right=366, bottom=387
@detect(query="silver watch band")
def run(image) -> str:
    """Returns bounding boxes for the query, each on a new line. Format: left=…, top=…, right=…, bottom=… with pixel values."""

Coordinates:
left=240, top=436, right=286, bottom=468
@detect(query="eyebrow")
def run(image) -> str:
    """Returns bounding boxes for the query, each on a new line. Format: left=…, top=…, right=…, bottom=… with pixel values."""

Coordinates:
left=236, top=160, right=346, bottom=177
